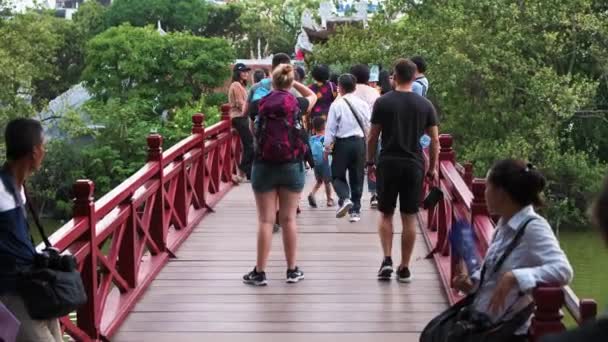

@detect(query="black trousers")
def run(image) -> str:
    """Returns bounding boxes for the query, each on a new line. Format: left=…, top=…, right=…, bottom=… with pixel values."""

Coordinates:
left=331, top=136, right=365, bottom=213
left=231, top=116, right=254, bottom=179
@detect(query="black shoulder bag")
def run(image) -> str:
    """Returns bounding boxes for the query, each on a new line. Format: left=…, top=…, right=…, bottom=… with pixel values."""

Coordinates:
left=420, top=218, right=537, bottom=342
left=0, top=170, right=87, bottom=320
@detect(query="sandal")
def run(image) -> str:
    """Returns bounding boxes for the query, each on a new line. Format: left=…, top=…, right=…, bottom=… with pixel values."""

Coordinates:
left=327, top=198, right=335, bottom=207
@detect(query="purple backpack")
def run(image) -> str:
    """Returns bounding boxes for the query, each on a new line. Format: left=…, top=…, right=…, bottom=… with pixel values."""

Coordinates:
left=255, top=90, right=307, bottom=163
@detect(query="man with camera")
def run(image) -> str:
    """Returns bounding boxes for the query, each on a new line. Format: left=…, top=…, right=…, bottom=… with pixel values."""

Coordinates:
left=0, top=119, right=62, bottom=342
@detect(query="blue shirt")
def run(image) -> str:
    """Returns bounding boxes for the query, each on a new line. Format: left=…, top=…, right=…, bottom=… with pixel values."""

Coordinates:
left=470, top=205, right=573, bottom=333
left=412, top=76, right=429, bottom=97
left=0, top=172, right=36, bottom=295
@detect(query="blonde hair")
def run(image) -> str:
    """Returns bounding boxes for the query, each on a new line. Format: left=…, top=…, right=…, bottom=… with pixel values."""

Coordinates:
left=272, top=64, right=295, bottom=90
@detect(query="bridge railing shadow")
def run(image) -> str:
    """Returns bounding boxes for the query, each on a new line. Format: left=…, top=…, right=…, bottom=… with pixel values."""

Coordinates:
left=420, top=134, right=598, bottom=341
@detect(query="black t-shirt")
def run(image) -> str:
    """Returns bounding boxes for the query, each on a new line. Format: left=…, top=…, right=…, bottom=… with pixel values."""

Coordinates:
left=371, top=91, right=438, bottom=166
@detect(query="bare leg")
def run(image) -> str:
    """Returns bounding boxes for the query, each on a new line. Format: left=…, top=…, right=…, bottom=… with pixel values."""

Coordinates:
left=379, top=212, right=394, bottom=257
left=254, top=190, right=278, bottom=271
left=399, top=213, right=417, bottom=268
left=324, top=181, right=333, bottom=201
left=278, top=188, right=301, bottom=269
left=310, top=180, right=322, bottom=196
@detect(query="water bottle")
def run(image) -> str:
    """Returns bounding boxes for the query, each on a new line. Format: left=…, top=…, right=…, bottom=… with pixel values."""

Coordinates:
left=420, top=134, right=431, bottom=148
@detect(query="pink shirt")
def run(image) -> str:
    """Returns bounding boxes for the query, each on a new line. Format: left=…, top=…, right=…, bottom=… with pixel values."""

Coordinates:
left=353, top=84, right=380, bottom=109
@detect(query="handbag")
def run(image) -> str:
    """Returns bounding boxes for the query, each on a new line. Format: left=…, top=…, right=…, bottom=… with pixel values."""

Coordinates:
left=420, top=218, right=537, bottom=342
left=0, top=170, right=87, bottom=320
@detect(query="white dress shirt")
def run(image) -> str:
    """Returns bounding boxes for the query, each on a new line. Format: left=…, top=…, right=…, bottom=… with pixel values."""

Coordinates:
left=470, top=205, right=573, bottom=334
left=324, top=93, right=371, bottom=149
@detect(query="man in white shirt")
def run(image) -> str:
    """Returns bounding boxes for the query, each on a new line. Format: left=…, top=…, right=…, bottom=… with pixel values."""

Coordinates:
left=324, top=74, right=371, bottom=222
left=350, top=64, right=381, bottom=208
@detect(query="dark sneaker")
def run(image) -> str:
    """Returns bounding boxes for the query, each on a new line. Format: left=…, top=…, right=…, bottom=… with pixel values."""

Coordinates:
left=397, top=267, right=412, bottom=283
left=243, top=268, right=267, bottom=286
left=370, top=194, right=378, bottom=209
left=273, top=224, right=281, bottom=233
left=349, top=212, right=361, bottom=222
left=377, top=259, right=394, bottom=280
left=286, top=267, right=305, bottom=283
left=336, top=199, right=353, bottom=218
left=308, top=194, right=318, bottom=208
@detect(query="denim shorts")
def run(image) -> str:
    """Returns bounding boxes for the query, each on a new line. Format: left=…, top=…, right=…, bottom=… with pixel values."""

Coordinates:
left=251, top=161, right=305, bottom=193
left=314, top=161, right=331, bottom=183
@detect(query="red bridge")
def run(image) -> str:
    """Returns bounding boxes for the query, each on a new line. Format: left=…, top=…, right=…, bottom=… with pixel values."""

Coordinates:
left=48, top=106, right=597, bottom=341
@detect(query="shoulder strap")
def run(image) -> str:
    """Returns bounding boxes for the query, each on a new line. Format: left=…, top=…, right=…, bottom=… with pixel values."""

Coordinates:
left=414, top=79, right=428, bottom=97
left=24, top=187, right=51, bottom=248
left=342, top=98, right=367, bottom=140
left=0, top=168, right=51, bottom=248
left=477, top=217, right=536, bottom=288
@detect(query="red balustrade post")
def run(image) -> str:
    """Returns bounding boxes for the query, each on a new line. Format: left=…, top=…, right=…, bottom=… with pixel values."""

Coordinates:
left=438, top=134, right=455, bottom=164
left=530, top=287, right=566, bottom=341
left=221, top=104, right=234, bottom=182
left=580, top=299, right=598, bottom=323
left=74, top=180, right=100, bottom=340
left=147, top=134, right=167, bottom=252
left=192, top=113, right=207, bottom=208
left=471, top=179, right=488, bottom=218
left=464, top=163, right=473, bottom=189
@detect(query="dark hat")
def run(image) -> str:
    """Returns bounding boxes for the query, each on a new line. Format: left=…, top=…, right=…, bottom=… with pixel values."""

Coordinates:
left=234, top=63, right=251, bottom=72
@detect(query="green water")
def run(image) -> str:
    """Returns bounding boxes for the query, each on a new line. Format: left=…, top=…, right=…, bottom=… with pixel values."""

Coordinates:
left=559, top=230, right=608, bottom=321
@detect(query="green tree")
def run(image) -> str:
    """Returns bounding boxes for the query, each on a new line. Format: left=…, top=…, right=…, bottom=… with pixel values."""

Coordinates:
left=0, top=12, right=60, bottom=123
left=313, top=0, right=608, bottom=229
left=105, top=0, right=209, bottom=34
left=82, top=24, right=234, bottom=112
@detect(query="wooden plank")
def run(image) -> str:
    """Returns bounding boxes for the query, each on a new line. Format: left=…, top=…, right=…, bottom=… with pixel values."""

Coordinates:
left=137, top=294, right=447, bottom=304
left=114, top=173, right=447, bottom=340
left=113, top=332, right=422, bottom=342
left=119, top=321, right=427, bottom=333
left=123, top=311, right=438, bottom=323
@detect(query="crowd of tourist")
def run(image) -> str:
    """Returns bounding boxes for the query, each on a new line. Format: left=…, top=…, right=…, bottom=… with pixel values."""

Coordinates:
left=0, top=53, right=605, bottom=341
left=227, top=53, right=606, bottom=341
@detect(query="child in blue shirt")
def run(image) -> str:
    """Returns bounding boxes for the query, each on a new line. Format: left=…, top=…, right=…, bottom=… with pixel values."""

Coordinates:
left=308, top=117, right=334, bottom=208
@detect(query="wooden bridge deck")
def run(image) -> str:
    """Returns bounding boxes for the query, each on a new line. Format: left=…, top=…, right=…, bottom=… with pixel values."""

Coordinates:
left=114, top=173, right=448, bottom=342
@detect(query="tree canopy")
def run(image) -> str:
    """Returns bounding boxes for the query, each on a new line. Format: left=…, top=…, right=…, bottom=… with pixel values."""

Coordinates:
left=313, top=0, right=608, bottom=230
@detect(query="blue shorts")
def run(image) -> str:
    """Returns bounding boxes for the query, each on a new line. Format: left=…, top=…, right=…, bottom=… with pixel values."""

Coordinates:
left=314, top=161, right=332, bottom=183
left=251, top=161, right=305, bottom=193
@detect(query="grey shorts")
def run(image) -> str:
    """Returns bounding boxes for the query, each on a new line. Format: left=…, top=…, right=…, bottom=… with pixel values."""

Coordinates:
left=251, top=161, right=306, bottom=193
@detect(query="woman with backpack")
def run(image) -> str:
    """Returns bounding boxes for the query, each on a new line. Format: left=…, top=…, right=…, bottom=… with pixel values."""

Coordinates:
left=243, top=64, right=317, bottom=286
left=423, top=159, right=573, bottom=342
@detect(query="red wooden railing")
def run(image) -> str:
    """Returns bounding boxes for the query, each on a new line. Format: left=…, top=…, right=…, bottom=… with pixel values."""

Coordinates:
left=420, top=134, right=598, bottom=341
left=45, top=107, right=241, bottom=341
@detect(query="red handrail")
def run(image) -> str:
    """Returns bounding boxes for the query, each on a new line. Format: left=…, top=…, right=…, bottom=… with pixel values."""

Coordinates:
left=45, top=106, right=241, bottom=341
left=420, top=134, right=598, bottom=341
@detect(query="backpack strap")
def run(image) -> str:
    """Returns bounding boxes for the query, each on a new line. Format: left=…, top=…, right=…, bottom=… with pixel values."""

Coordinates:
left=414, top=77, right=428, bottom=97
left=342, top=98, right=367, bottom=140
left=477, top=217, right=536, bottom=289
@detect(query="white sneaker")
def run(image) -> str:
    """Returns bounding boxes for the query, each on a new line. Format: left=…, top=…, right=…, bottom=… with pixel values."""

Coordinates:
left=349, top=212, right=361, bottom=222
left=336, top=199, right=353, bottom=218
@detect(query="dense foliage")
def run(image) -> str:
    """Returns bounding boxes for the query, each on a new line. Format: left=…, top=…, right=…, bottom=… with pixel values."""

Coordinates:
left=313, top=0, right=608, bottom=230
left=0, top=3, right=232, bottom=219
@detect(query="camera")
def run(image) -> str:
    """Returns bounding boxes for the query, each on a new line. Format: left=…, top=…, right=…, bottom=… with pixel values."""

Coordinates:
left=450, top=308, right=494, bottom=337
left=34, top=248, right=78, bottom=272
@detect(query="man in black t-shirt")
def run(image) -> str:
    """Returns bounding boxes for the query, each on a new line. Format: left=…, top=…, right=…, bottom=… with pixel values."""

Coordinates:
left=367, top=58, right=439, bottom=283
